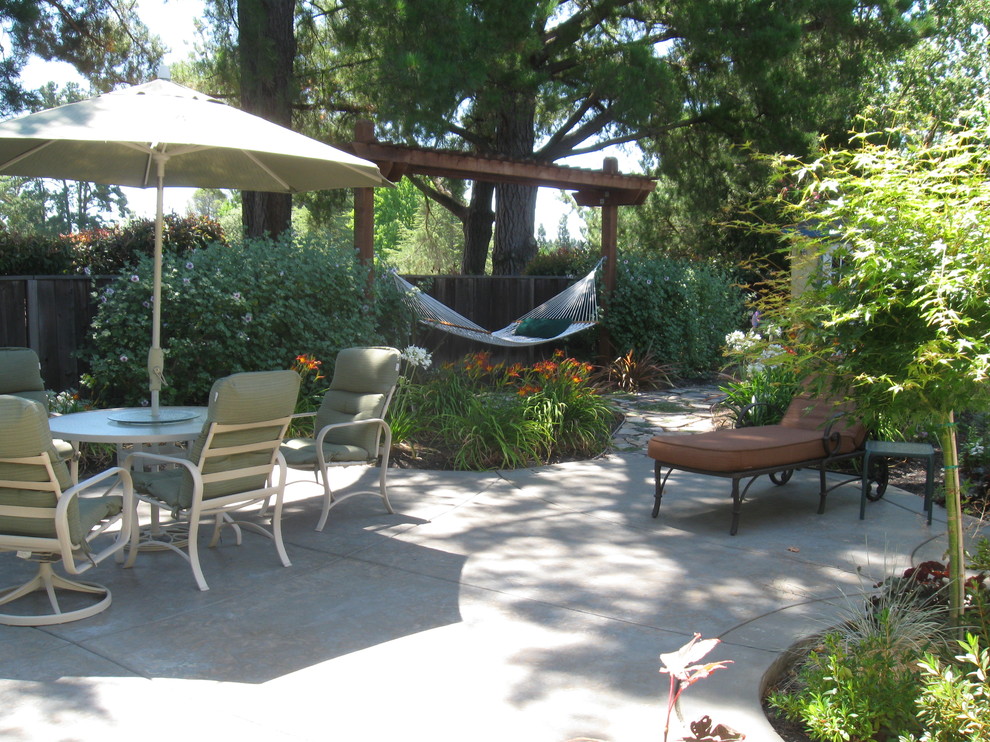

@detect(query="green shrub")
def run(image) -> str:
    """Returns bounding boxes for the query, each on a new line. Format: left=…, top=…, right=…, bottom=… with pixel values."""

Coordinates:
left=68, top=214, right=227, bottom=275
left=769, top=563, right=990, bottom=742
left=718, top=366, right=799, bottom=427
left=0, top=215, right=227, bottom=276
left=389, top=351, right=615, bottom=470
left=523, top=247, right=598, bottom=276
left=0, top=228, right=73, bottom=275
left=518, top=351, right=614, bottom=460
left=770, top=631, right=926, bottom=742
left=903, top=634, right=990, bottom=742
left=604, top=254, right=746, bottom=376
left=83, top=232, right=410, bottom=407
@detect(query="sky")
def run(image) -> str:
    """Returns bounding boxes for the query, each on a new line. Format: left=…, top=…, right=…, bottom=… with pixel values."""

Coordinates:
left=15, top=0, right=640, bottom=237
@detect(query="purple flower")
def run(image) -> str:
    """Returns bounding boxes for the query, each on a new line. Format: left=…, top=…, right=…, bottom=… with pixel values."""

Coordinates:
left=242, top=313, right=253, bottom=323
left=185, top=261, right=194, bottom=270
left=232, top=292, right=241, bottom=300
left=119, top=355, right=128, bottom=362
left=183, top=277, right=191, bottom=285
left=130, top=274, right=140, bottom=282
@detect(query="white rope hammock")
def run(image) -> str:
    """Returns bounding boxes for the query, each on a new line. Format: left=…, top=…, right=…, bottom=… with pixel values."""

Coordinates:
left=392, top=259, right=603, bottom=347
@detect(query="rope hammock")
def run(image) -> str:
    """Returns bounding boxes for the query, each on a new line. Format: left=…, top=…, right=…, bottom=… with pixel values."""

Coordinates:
left=392, top=258, right=604, bottom=347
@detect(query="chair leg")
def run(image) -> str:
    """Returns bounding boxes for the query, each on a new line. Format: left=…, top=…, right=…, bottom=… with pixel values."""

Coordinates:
left=729, top=478, right=742, bottom=536
left=315, top=464, right=334, bottom=532
left=125, top=501, right=142, bottom=568
left=817, top=467, right=828, bottom=514
left=651, top=462, right=669, bottom=518
left=0, top=562, right=112, bottom=626
left=859, top=451, right=871, bottom=520
left=378, top=451, right=394, bottom=515
left=186, top=517, right=210, bottom=592
left=272, top=495, right=292, bottom=568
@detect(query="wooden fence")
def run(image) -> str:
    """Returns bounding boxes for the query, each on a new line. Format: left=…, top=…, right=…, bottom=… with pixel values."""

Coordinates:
left=0, top=276, right=113, bottom=392
left=1, top=274, right=587, bottom=392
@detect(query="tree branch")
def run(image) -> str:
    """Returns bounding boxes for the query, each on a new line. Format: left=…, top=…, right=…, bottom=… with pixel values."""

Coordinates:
left=536, top=92, right=601, bottom=154
left=408, top=175, right=468, bottom=221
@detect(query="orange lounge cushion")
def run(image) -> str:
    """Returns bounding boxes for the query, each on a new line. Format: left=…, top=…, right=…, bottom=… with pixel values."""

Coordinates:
left=647, top=426, right=861, bottom=474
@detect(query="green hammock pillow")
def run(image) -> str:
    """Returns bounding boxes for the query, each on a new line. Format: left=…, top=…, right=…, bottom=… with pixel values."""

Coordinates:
left=514, top=318, right=572, bottom=338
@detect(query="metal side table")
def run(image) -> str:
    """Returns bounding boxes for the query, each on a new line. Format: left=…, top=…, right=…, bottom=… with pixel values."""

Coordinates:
left=860, top=440, right=935, bottom=524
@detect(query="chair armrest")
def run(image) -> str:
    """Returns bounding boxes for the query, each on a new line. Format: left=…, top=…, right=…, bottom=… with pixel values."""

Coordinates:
left=123, top=449, right=196, bottom=471
left=820, top=411, right=850, bottom=456
left=291, top=411, right=316, bottom=419
left=55, top=466, right=135, bottom=571
left=314, top=417, right=390, bottom=446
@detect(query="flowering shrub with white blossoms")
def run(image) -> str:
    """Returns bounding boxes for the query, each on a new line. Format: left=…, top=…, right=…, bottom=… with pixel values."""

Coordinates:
left=400, top=345, right=433, bottom=370
left=719, top=319, right=799, bottom=426
left=724, top=324, right=787, bottom=377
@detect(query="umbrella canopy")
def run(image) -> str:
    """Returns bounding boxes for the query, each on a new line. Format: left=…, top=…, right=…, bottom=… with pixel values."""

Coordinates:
left=0, top=78, right=390, bottom=417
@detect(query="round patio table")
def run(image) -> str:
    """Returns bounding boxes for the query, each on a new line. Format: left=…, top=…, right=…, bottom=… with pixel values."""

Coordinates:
left=49, top=406, right=208, bottom=549
left=48, top=406, right=207, bottom=449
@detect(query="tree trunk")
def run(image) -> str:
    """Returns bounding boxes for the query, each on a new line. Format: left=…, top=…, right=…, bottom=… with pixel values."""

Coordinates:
left=493, top=184, right=538, bottom=274
left=491, top=96, right=537, bottom=275
left=936, top=410, right=967, bottom=634
left=461, top=181, right=494, bottom=274
left=238, top=0, right=296, bottom=239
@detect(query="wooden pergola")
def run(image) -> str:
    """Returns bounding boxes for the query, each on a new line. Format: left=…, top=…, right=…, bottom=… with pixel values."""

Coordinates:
left=344, top=120, right=657, bottom=297
left=344, top=121, right=656, bottom=356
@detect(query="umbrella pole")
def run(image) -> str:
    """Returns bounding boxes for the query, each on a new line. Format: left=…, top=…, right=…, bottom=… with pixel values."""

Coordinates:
left=148, top=156, right=166, bottom=417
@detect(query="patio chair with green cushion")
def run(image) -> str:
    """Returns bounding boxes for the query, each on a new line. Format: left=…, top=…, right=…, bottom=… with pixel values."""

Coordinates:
left=0, top=347, right=75, bottom=467
left=281, top=347, right=401, bottom=531
left=124, top=369, right=300, bottom=591
left=0, top=394, right=134, bottom=626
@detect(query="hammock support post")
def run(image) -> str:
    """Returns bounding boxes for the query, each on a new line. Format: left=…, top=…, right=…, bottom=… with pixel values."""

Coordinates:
left=600, top=157, right=619, bottom=358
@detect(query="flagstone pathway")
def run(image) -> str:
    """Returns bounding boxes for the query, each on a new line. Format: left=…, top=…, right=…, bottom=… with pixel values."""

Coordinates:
left=609, top=384, right=726, bottom=452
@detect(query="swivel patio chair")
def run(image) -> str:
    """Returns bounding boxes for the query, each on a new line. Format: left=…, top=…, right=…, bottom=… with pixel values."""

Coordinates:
left=124, top=369, right=300, bottom=591
left=0, top=347, right=74, bottom=466
left=0, top=394, right=134, bottom=625
left=281, top=347, right=401, bottom=531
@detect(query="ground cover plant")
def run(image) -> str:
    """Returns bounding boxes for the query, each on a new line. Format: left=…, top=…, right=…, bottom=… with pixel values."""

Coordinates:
left=766, top=549, right=990, bottom=742
left=387, top=349, right=616, bottom=470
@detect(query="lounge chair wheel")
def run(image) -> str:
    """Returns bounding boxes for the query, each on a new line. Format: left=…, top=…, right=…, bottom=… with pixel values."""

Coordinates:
left=865, top=457, right=889, bottom=501
left=769, top=469, right=794, bottom=486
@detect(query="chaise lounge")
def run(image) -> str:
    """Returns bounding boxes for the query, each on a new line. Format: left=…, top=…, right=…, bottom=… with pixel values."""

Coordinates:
left=647, top=389, right=877, bottom=534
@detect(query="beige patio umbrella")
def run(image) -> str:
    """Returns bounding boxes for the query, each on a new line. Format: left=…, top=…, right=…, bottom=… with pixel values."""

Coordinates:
left=0, top=76, right=389, bottom=418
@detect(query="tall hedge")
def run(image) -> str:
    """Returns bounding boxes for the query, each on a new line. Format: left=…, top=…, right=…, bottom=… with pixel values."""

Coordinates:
left=603, top=253, right=746, bottom=375
left=0, top=215, right=226, bottom=276
left=83, top=232, right=410, bottom=407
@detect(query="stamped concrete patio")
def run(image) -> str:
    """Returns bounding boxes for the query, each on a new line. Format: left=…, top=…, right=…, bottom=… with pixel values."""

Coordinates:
left=1, top=388, right=984, bottom=742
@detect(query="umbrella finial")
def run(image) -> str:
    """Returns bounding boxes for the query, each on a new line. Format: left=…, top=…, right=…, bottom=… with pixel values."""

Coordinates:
left=157, top=64, right=171, bottom=81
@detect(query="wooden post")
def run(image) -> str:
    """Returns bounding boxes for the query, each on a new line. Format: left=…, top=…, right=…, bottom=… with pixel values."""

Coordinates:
left=599, top=157, right=619, bottom=361
left=354, top=120, right=376, bottom=292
